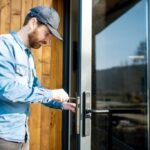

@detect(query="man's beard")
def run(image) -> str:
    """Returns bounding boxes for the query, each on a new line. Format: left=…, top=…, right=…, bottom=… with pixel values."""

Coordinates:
left=28, top=29, right=46, bottom=49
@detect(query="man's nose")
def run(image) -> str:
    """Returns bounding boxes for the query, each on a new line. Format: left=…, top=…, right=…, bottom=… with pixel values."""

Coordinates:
left=45, top=35, right=51, bottom=44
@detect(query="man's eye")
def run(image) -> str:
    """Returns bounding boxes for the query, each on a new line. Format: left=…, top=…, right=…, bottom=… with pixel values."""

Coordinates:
left=50, top=31, right=53, bottom=35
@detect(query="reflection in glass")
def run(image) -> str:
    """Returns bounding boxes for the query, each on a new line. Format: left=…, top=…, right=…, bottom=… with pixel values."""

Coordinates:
left=92, top=0, right=147, bottom=150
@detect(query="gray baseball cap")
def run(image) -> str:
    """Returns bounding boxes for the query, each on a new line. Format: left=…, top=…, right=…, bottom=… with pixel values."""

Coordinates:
left=28, top=6, right=63, bottom=41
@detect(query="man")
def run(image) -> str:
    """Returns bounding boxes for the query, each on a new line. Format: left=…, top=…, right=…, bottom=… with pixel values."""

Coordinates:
left=0, top=6, right=76, bottom=150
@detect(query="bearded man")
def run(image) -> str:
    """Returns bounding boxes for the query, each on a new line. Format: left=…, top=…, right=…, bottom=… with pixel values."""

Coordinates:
left=0, top=6, right=76, bottom=150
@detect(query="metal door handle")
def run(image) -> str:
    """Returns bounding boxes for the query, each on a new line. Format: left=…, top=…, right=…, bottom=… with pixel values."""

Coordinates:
left=76, top=96, right=80, bottom=134
left=86, top=108, right=142, bottom=114
left=69, top=97, right=77, bottom=100
left=86, top=109, right=109, bottom=114
left=69, top=96, right=80, bottom=134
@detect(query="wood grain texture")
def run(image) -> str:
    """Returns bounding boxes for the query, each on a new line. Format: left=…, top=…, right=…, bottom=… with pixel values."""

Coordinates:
left=10, top=0, right=21, bottom=30
left=0, top=0, right=64, bottom=149
left=0, top=0, right=11, bottom=33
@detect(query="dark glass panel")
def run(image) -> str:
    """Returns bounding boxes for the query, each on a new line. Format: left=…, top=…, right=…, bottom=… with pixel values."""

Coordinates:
left=92, top=0, right=148, bottom=149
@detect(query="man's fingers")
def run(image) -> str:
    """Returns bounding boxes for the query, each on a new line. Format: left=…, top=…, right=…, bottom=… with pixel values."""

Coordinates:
left=62, top=102, right=76, bottom=112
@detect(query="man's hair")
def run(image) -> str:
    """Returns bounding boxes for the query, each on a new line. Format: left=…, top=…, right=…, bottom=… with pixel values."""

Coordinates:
left=23, top=14, right=44, bottom=26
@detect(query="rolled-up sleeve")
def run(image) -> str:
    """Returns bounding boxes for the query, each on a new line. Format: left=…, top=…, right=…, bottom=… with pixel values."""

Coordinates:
left=32, top=77, right=63, bottom=109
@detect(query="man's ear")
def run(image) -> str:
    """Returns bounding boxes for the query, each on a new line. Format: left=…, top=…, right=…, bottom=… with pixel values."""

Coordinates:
left=28, top=17, right=38, bottom=31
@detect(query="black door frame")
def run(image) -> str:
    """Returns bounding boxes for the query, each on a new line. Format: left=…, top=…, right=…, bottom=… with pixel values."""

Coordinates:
left=147, top=0, right=150, bottom=150
left=62, top=0, right=70, bottom=150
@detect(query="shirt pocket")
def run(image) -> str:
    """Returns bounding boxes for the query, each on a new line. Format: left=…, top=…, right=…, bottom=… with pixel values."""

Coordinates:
left=16, top=64, right=28, bottom=76
left=15, top=64, right=29, bottom=86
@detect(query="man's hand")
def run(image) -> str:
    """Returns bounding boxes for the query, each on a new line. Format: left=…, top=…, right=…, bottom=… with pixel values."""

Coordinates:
left=62, top=102, right=76, bottom=112
left=51, top=89, right=69, bottom=102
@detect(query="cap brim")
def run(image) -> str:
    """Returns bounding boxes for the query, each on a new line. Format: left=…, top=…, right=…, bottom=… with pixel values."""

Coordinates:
left=48, top=26, right=63, bottom=41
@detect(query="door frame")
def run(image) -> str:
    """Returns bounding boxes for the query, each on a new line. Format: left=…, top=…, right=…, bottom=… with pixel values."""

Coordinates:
left=147, top=0, right=150, bottom=150
left=77, top=0, right=92, bottom=150
left=63, top=0, right=92, bottom=150
left=66, top=0, right=92, bottom=150
left=63, top=0, right=150, bottom=150
left=62, top=0, right=70, bottom=150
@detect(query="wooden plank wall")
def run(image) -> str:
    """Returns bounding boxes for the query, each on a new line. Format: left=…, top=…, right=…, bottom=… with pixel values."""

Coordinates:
left=0, top=0, right=64, bottom=150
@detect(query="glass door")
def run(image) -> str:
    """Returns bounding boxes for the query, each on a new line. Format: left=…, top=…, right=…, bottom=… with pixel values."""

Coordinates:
left=92, top=0, right=149, bottom=150
left=68, top=0, right=149, bottom=150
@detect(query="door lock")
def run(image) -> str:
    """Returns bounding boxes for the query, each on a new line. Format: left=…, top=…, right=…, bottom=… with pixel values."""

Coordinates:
left=83, top=92, right=91, bottom=137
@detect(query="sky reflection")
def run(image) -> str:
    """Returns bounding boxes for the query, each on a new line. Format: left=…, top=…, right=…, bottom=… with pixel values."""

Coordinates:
left=95, top=0, right=146, bottom=70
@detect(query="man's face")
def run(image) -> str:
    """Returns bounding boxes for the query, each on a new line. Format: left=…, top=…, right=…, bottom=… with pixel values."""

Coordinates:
left=28, top=24, right=52, bottom=49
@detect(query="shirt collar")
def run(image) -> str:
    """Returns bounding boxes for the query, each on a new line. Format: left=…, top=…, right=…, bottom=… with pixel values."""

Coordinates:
left=10, top=31, right=29, bottom=51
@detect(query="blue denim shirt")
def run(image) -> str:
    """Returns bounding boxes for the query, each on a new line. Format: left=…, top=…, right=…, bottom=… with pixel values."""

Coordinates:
left=0, top=32, right=63, bottom=143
